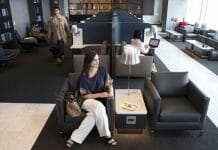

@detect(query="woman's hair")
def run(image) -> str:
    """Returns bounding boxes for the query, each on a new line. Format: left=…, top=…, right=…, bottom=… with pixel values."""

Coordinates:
left=82, top=50, right=98, bottom=76
left=53, top=6, right=60, bottom=10
left=133, top=29, right=143, bottom=39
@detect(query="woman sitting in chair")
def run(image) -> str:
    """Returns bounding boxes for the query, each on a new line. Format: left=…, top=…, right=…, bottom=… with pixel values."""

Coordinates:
left=66, top=50, right=117, bottom=148
left=131, top=29, right=149, bottom=55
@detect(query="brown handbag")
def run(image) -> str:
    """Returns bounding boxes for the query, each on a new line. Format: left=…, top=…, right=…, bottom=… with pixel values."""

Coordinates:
left=65, top=92, right=81, bottom=117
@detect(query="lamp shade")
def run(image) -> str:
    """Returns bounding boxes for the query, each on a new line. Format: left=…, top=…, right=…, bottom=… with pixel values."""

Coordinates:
left=120, top=45, right=140, bottom=65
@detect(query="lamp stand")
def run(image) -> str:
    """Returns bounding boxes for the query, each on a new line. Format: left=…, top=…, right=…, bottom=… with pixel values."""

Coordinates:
left=128, top=64, right=131, bottom=95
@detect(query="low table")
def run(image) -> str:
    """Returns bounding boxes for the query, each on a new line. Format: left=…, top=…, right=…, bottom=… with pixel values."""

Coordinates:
left=186, top=40, right=215, bottom=58
left=115, top=89, right=147, bottom=133
left=166, top=30, right=183, bottom=41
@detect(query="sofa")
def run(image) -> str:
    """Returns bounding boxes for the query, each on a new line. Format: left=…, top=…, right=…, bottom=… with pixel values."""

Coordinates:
left=143, top=72, right=210, bottom=134
left=176, top=25, right=198, bottom=41
left=56, top=73, right=114, bottom=133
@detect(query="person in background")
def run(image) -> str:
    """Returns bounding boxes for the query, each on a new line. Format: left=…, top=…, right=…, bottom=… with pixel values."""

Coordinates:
left=31, top=22, right=41, bottom=37
left=178, top=17, right=189, bottom=27
left=31, top=22, right=46, bottom=44
left=131, top=29, right=149, bottom=54
left=66, top=50, right=117, bottom=148
left=48, top=6, right=70, bottom=64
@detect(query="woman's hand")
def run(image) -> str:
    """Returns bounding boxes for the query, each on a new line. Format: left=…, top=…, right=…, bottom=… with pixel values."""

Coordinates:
left=100, top=92, right=113, bottom=98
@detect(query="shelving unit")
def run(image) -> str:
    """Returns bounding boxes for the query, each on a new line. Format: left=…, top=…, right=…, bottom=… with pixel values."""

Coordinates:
left=69, top=0, right=112, bottom=15
left=28, top=0, right=44, bottom=31
left=0, top=0, right=14, bottom=44
left=112, top=0, right=143, bottom=15
left=68, top=0, right=143, bottom=15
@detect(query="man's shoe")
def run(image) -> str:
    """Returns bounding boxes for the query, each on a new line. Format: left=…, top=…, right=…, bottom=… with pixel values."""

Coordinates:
left=61, top=55, right=65, bottom=60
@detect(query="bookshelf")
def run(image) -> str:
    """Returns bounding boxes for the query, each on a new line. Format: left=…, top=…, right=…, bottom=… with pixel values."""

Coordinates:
left=0, top=0, right=14, bottom=44
left=68, top=0, right=143, bottom=15
left=69, top=0, right=112, bottom=15
left=28, top=0, right=44, bottom=31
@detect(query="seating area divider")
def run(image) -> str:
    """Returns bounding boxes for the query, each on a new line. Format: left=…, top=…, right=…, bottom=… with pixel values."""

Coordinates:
left=74, top=12, right=151, bottom=77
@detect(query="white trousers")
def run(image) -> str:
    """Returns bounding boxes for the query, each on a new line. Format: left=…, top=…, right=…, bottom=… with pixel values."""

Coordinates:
left=70, top=99, right=111, bottom=144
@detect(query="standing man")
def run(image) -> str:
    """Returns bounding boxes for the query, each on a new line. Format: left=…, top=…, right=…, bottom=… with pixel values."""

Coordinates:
left=48, top=6, right=70, bottom=63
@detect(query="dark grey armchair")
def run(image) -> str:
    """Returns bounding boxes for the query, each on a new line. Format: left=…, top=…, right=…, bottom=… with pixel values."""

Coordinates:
left=143, top=72, right=210, bottom=134
left=56, top=73, right=114, bottom=133
left=14, top=30, right=38, bottom=51
left=0, top=46, right=20, bottom=67
left=176, top=25, right=198, bottom=41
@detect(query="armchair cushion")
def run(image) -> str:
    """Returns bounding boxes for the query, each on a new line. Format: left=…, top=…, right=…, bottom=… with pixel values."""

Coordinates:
left=160, top=97, right=201, bottom=122
left=73, top=55, right=110, bottom=73
left=151, top=72, right=189, bottom=97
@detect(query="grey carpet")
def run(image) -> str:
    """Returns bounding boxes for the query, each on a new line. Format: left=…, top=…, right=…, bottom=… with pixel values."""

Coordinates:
left=0, top=46, right=74, bottom=103
left=0, top=45, right=217, bottom=150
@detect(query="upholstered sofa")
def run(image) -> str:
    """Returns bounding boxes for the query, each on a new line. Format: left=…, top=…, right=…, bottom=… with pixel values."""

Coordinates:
left=176, top=25, right=198, bottom=41
left=56, top=73, right=114, bottom=133
left=143, top=72, right=210, bottom=134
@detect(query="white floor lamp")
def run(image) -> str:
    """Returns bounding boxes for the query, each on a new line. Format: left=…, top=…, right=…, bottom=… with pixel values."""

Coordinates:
left=120, top=45, right=140, bottom=95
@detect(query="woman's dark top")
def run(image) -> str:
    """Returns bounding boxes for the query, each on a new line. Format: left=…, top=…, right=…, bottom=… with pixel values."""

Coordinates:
left=79, top=66, right=110, bottom=100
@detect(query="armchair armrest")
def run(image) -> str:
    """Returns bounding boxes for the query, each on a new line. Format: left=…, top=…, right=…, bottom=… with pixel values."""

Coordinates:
left=188, top=81, right=210, bottom=122
left=143, top=77, right=161, bottom=122
left=106, top=97, right=114, bottom=130
left=56, top=78, right=70, bottom=130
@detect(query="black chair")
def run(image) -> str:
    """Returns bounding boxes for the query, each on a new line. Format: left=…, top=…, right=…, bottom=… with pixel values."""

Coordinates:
left=14, top=30, right=38, bottom=50
left=143, top=72, right=210, bottom=134
left=0, top=46, right=20, bottom=67
left=56, top=73, right=114, bottom=133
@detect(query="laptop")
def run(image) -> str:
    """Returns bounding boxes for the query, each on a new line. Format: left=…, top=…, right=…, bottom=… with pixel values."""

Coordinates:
left=149, top=38, right=160, bottom=48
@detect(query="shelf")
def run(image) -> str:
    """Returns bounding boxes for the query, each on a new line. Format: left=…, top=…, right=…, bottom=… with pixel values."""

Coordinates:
left=68, top=0, right=143, bottom=15
left=0, top=15, right=10, bottom=19
left=0, top=0, right=14, bottom=43
left=28, top=0, right=44, bottom=31
left=0, top=28, right=12, bottom=33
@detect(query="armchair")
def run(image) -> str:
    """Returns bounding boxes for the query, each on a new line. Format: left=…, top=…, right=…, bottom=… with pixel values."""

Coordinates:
left=143, top=72, right=210, bottom=134
left=115, top=43, right=153, bottom=77
left=73, top=54, right=110, bottom=73
left=56, top=73, right=114, bottom=133
left=0, top=46, right=20, bottom=67
left=14, top=30, right=38, bottom=51
left=176, top=25, right=198, bottom=41
left=80, top=40, right=108, bottom=55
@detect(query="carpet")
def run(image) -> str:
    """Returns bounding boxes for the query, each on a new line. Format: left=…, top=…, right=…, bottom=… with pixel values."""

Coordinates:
left=32, top=108, right=218, bottom=150
left=0, top=46, right=74, bottom=103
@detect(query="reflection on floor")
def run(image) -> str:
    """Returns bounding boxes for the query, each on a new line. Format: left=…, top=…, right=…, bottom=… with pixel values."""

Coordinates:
left=0, top=103, right=55, bottom=150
